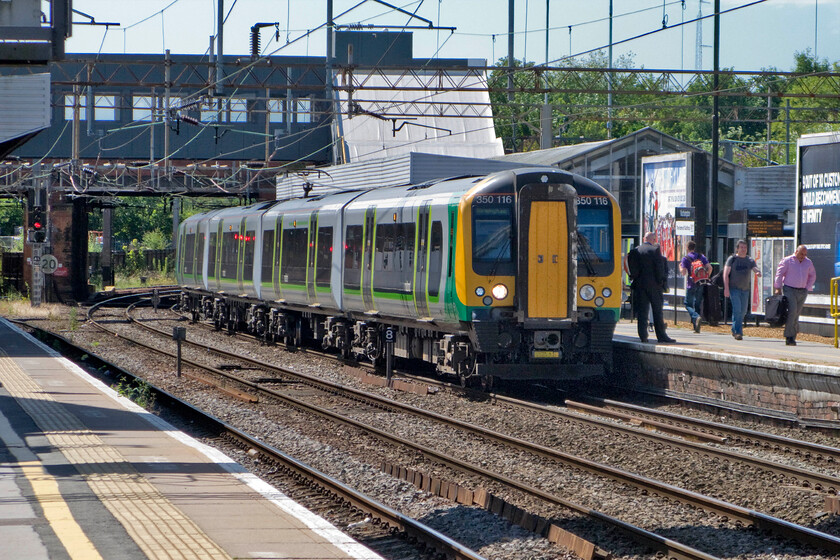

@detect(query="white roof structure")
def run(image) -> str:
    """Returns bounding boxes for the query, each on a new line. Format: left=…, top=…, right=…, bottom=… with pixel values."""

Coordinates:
left=334, top=69, right=504, bottom=163
left=275, top=152, right=532, bottom=201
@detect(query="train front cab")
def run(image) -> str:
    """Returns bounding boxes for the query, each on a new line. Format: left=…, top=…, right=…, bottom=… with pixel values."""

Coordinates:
left=458, top=169, right=619, bottom=383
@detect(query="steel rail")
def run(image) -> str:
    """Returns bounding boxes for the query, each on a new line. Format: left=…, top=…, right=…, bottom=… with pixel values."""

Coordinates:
left=574, top=397, right=840, bottom=465
left=80, top=297, right=487, bottom=560
left=121, top=301, right=840, bottom=556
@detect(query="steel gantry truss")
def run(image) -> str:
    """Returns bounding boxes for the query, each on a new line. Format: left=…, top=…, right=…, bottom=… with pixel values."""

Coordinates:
left=2, top=59, right=839, bottom=198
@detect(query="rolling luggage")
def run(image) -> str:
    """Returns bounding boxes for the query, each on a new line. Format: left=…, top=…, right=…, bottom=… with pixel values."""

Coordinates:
left=701, top=283, right=722, bottom=326
left=764, top=294, right=788, bottom=327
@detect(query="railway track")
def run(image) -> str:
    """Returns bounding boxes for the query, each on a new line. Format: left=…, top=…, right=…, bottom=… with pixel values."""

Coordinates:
left=77, top=295, right=840, bottom=558
left=21, top=298, right=487, bottom=560
left=566, top=397, right=840, bottom=465
left=164, top=299, right=840, bottom=492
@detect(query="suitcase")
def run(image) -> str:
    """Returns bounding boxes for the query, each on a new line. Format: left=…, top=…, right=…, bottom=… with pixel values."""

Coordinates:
left=764, top=294, right=788, bottom=327
left=701, top=283, right=722, bottom=326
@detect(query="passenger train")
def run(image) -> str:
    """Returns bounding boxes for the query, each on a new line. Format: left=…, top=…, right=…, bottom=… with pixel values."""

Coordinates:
left=176, top=167, right=621, bottom=386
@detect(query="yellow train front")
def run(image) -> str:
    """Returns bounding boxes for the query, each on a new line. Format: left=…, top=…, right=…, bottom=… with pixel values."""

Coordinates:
left=454, top=168, right=621, bottom=384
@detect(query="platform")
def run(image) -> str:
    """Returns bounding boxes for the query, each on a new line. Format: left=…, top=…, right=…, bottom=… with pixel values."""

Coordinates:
left=613, top=319, right=840, bottom=424
left=0, top=318, right=382, bottom=560
left=614, top=320, right=840, bottom=370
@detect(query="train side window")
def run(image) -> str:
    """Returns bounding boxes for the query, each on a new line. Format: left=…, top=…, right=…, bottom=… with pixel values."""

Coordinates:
left=343, top=225, right=363, bottom=290
left=243, top=229, right=256, bottom=281
left=400, top=222, right=415, bottom=292
left=281, top=227, right=307, bottom=284
left=208, top=232, right=218, bottom=277
left=316, top=227, right=333, bottom=287
left=196, top=233, right=205, bottom=277
left=261, top=230, right=275, bottom=284
left=221, top=231, right=237, bottom=279
left=374, top=223, right=414, bottom=294
left=429, top=221, right=442, bottom=296
left=183, top=233, right=195, bottom=274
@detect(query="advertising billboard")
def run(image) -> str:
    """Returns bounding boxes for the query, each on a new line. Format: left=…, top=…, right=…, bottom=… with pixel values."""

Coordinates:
left=641, top=153, right=690, bottom=262
left=797, top=133, right=840, bottom=294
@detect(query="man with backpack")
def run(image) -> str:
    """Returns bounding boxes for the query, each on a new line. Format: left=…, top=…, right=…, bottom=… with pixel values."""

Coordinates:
left=679, top=240, right=712, bottom=333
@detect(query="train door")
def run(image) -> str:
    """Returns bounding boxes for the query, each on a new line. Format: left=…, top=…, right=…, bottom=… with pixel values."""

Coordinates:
left=518, top=182, right=577, bottom=322
left=273, top=215, right=283, bottom=299
left=237, top=218, right=246, bottom=293
left=213, top=221, right=222, bottom=291
left=414, top=202, right=432, bottom=318
left=306, top=211, right=318, bottom=303
left=361, top=206, right=376, bottom=312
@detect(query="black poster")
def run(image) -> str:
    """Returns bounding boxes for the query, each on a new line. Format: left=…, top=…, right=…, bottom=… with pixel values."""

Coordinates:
left=799, top=141, right=840, bottom=294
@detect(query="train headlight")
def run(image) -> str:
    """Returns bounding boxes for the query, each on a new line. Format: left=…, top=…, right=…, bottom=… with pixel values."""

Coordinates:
left=491, top=283, right=508, bottom=300
left=475, top=286, right=485, bottom=297
left=602, top=287, right=612, bottom=298
left=594, top=297, right=605, bottom=307
left=579, top=284, right=596, bottom=301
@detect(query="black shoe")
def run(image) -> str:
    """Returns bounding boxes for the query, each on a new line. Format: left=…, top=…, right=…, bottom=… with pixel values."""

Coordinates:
left=639, top=338, right=649, bottom=343
left=733, top=334, right=743, bottom=340
left=693, top=316, right=701, bottom=333
left=657, top=337, right=677, bottom=343
left=786, top=337, right=796, bottom=346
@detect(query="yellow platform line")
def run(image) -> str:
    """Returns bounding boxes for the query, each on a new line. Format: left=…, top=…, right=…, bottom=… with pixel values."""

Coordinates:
left=18, top=461, right=103, bottom=560
left=0, top=354, right=232, bottom=560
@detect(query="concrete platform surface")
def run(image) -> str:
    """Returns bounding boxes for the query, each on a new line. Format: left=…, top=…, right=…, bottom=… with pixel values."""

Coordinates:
left=614, top=319, right=840, bottom=373
left=0, top=318, right=383, bottom=560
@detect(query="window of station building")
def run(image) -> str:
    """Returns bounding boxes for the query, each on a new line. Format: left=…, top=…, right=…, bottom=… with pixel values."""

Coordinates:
left=281, top=227, right=308, bottom=284
left=220, top=231, right=238, bottom=279
left=229, top=98, right=248, bottom=123
left=343, top=225, right=363, bottom=290
left=94, top=95, right=118, bottom=121
left=261, top=229, right=275, bottom=284
left=201, top=98, right=222, bottom=123
left=267, top=98, right=285, bottom=123
left=183, top=233, right=196, bottom=275
left=242, top=229, right=256, bottom=281
left=132, top=96, right=153, bottom=122
left=64, top=94, right=85, bottom=121
left=315, top=227, right=333, bottom=287
left=295, top=97, right=312, bottom=124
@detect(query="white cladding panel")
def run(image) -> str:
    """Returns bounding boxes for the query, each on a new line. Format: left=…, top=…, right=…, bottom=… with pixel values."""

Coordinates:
left=335, top=70, right=504, bottom=163
left=0, top=73, right=51, bottom=143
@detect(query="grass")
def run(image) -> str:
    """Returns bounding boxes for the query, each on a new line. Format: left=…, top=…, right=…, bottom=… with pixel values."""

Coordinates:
left=0, top=293, right=64, bottom=321
left=115, top=378, right=156, bottom=409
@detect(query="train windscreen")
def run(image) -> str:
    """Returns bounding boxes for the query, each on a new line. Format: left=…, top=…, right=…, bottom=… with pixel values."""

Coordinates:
left=577, top=207, right=613, bottom=276
left=472, top=204, right=516, bottom=276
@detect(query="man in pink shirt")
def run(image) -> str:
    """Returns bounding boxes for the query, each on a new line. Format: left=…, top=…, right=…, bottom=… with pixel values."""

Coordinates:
left=773, top=245, right=816, bottom=346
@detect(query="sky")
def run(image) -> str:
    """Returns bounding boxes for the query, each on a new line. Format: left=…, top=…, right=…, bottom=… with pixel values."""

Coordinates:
left=58, top=0, right=840, bottom=73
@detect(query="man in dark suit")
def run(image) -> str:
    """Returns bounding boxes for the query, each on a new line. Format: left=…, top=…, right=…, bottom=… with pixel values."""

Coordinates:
left=626, top=231, right=676, bottom=343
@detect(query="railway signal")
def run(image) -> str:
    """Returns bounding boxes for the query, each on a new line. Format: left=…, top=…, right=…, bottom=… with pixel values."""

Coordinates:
left=28, top=206, right=46, bottom=243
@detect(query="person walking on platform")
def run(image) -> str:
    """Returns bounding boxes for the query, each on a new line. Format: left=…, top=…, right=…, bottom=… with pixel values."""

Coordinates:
left=773, top=245, right=816, bottom=346
left=627, top=231, right=676, bottom=343
left=679, top=240, right=711, bottom=333
left=723, top=239, right=761, bottom=340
